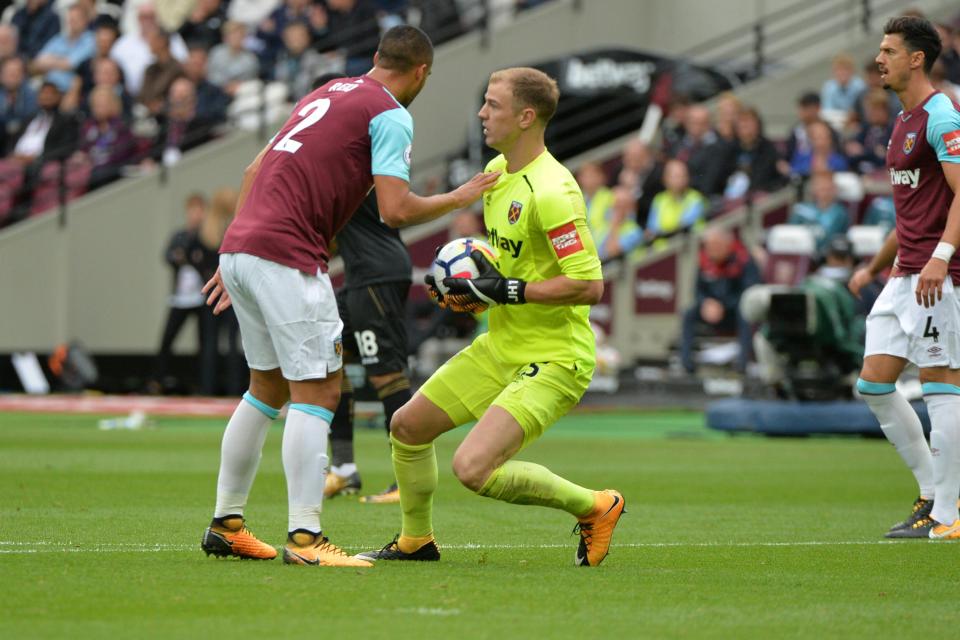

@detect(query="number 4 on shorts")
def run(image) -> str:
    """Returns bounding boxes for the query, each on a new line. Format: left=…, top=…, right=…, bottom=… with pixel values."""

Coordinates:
left=924, top=316, right=940, bottom=342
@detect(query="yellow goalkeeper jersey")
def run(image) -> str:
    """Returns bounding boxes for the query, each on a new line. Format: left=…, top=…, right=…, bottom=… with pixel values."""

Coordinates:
left=482, top=149, right=602, bottom=366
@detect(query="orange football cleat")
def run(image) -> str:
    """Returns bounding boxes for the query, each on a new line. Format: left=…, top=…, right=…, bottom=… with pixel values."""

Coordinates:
left=929, top=520, right=960, bottom=540
left=201, top=516, right=277, bottom=560
left=282, top=532, right=373, bottom=567
left=573, top=489, right=625, bottom=567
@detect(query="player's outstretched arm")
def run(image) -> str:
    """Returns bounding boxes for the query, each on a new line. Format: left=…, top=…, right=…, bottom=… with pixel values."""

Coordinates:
left=849, top=229, right=898, bottom=299
left=374, top=171, right=500, bottom=228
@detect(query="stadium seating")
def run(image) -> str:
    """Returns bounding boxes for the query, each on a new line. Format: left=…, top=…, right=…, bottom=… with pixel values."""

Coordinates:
left=763, top=225, right=817, bottom=285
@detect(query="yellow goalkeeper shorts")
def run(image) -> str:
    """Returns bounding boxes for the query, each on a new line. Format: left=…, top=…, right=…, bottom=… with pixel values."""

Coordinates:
left=419, top=332, right=594, bottom=448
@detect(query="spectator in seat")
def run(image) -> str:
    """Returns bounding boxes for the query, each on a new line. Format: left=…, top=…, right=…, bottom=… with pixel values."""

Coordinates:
left=845, top=89, right=894, bottom=174
left=9, top=81, right=77, bottom=165
left=789, top=119, right=849, bottom=179
left=820, top=52, right=866, bottom=114
left=256, top=0, right=325, bottom=69
left=153, top=77, right=216, bottom=166
left=12, top=0, right=60, bottom=60
left=714, top=91, right=742, bottom=143
left=76, top=85, right=136, bottom=188
left=578, top=163, right=641, bottom=260
left=646, top=158, right=707, bottom=240
left=674, top=104, right=733, bottom=198
left=577, top=161, right=614, bottom=229
left=788, top=171, right=850, bottom=255
left=182, top=46, right=229, bottom=125
left=139, top=29, right=184, bottom=115
left=274, top=21, right=328, bottom=101
left=7, top=81, right=78, bottom=221
left=680, top=226, right=760, bottom=374
left=178, top=0, right=228, bottom=49
left=0, top=24, right=19, bottom=62
left=597, top=186, right=645, bottom=261
left=30, top=5, right=95, bottom=92
left=67, top=57, right=133, bottom=120
left=112, top=2, right=189, bottom=97
left=66, top=18, right=121, bottom=112
left=207, top=21, right=259, bottom=98
left=724, top=106, right=786, bottom=198
left=0, top=56, right=38, bottom=154
left=315, top=0, right=381, bottom=77
left=616, top=138, right=663, bottom=228
left=781, top=92, right=831, bottom=177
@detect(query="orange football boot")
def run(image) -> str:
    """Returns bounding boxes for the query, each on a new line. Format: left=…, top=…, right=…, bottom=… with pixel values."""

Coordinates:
left=573, top=489, right=625, bottom=566
left=282, top=532, right=373, bottom=567
left=201, top=516, right=277, bottom=560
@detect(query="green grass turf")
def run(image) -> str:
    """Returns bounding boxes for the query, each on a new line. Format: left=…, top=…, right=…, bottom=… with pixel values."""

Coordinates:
left=1, top=409, right=959, bottom=639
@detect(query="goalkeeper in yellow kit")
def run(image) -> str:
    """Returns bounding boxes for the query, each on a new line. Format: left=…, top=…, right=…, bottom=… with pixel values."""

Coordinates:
left=357, top=67, right=625, bottom=566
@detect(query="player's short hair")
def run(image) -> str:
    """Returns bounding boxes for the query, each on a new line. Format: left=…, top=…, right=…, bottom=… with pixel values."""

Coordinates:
left=884, top=15, right=942, bottom=74
left=488, top=67, right=560, bottom=125
left=376, top=25, right=433, bottom=73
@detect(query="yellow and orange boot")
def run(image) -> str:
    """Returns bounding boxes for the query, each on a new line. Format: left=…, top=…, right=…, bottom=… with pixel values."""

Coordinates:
left=282, top=531, right=373, bottom=567
left=201, top=515, right=277, bottom=560
left=359, top=482, right=400, bottom=504
left=573, top=489, right=625, bottom=566
left=929, top=520, right=960, bottom=540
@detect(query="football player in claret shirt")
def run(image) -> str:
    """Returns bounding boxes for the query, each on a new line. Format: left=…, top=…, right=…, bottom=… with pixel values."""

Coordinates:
left=848, top=16, right=960, bottom=540
left=358, top=68, right=625, bottom=567
left=198, top=25, right=499, bottom=567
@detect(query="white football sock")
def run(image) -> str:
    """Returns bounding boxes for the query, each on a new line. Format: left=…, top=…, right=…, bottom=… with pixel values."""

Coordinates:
left=214, top=392, right=279, bottom=518
left=283, top=404, right=332, bottom=534
left=924, top=391, right=960, bottom=525
left=860, top=382, right=934, bottom=499
left=331, top=463, right=357, bottom=477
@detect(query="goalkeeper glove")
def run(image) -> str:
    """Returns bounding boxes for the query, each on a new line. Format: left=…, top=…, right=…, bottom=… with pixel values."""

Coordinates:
left=443, top=249, right=526, bottom=306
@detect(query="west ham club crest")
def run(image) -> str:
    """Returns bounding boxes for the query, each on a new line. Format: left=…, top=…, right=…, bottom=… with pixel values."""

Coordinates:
left=903, top=132, right=917, bottom=155
left=508, top=200, right=523, bottom=224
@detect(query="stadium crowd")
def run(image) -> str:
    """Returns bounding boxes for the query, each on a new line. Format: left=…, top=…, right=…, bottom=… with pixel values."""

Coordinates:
left=575, top=8, right=960, bottom=384
left=0, top=0, right=550, bottom=226
left=4, top=2, right=960, bottom=393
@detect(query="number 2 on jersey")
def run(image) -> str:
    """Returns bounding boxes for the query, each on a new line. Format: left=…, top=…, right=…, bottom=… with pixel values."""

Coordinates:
left=272, top=98, right=330, bottom=154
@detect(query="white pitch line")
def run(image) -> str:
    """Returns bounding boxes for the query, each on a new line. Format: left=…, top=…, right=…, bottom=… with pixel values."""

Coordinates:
left=0, top=540, right=911, bottom=554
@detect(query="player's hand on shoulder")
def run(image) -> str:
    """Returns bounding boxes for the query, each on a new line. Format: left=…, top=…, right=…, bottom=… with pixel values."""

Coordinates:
left=452, top=171, right=501, bottom=208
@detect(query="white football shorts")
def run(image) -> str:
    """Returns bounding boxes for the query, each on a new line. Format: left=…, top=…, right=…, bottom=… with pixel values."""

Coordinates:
left=864, top=274, right=960, bottom=369
left=220, top=252, right=343, bottom=380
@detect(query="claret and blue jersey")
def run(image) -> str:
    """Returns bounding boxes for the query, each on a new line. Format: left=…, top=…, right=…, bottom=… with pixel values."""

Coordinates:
left=220, top=76, right=414, bottom=276
left=887, top=91, right=960, bottom=280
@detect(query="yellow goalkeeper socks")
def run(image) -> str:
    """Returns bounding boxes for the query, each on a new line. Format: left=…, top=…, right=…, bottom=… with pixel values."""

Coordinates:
left=391, top=433, right=438, bottom=540
left=478, top=460, right=595, bottom=517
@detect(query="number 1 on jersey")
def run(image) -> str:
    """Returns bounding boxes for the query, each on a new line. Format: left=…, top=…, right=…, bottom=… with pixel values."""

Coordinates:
left=273, top=98, right=330, bottom=154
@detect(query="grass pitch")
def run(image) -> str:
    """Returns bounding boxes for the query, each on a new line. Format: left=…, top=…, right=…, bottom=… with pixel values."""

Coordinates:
left=1, top=409, right=958, bottom=639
